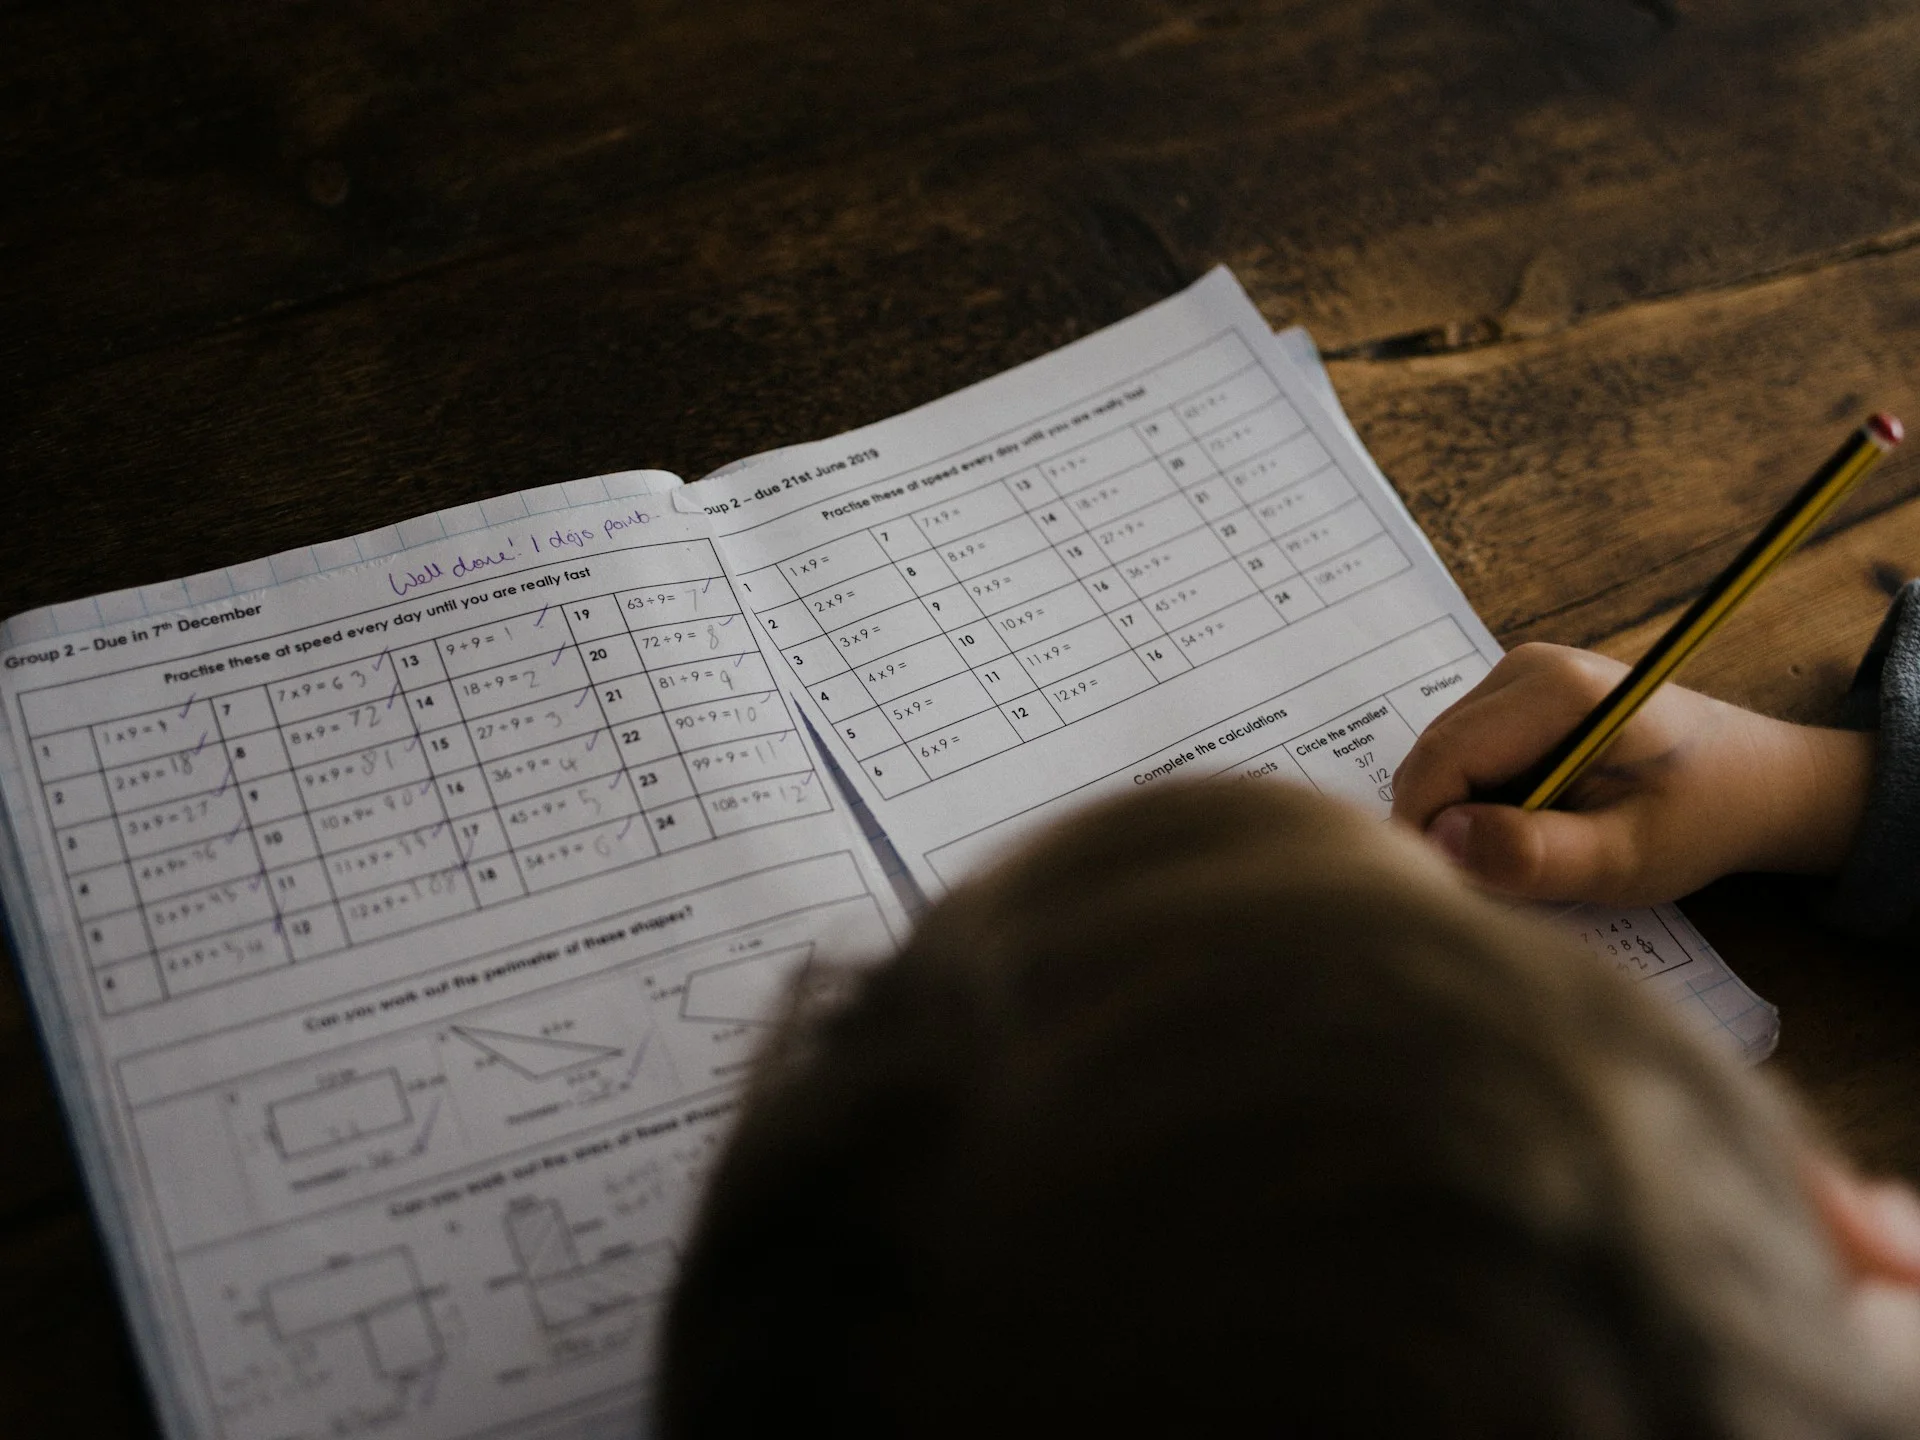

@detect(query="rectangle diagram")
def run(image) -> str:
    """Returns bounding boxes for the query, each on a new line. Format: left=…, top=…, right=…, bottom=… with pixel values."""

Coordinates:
left=262, top=1247, right=444, bottom=1379
left=268, top=1069, right=412, bottom=1159
left=679, top=943, right=815, bottom=1026
left=266, top=1249, right=420, bottom=1337
left=506, top=1198, right=578, bottom=1282
left=531, top=1245, right=677, bottom=1332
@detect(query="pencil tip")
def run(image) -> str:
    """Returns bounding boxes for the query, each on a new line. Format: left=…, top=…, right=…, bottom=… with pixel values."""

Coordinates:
left=1869, top=413, right=1905, bottom=448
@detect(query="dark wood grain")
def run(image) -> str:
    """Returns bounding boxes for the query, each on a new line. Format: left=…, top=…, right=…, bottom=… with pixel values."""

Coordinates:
left=1331, top=243, right=1920, bottom=647
left=6, top=1, right=1920, bottom=1433
left=10, top=0, right=1920, bottom=395
left=1594, top=497, right=1920, bottom=724
left=10, top=2, right=1920, bottom=623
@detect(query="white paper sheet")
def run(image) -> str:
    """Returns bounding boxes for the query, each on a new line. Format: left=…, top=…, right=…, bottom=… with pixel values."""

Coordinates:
left=0, top=487, right=906, bottom=1440
left=686, top=268, right=1778, bottom=1061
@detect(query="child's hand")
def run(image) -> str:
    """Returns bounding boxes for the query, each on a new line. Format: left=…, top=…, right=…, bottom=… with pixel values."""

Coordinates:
left=1390, top=643, right=1876, bottom=905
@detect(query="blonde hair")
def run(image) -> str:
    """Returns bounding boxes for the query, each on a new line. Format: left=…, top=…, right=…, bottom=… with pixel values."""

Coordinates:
left=660, top=781, right=1905, bottom=1436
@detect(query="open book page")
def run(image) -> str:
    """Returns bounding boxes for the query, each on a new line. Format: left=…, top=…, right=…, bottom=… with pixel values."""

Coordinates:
left=686, top=268, right=1778, bottom=1061
left=0, top=486, right=906, bottom=1440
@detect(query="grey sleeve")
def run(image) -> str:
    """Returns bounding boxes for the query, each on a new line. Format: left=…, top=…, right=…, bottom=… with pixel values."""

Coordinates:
left=1826, top=579, right=1920, bottom=937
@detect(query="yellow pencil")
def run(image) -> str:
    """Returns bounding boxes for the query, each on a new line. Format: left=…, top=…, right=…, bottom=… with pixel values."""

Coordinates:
left=1489, top=414, right=1904, bottom=812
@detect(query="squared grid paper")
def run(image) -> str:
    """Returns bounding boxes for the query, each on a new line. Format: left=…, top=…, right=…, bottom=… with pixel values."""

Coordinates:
left=0, top=470, right=680, bottom=652
left=1650, top=906, right=1779, bottom=1058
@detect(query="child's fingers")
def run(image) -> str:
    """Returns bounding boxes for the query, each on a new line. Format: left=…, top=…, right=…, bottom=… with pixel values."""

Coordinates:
left=1425, top=802, right=1638, bottom=903
left=1415, top=642, right=1618, bottom=739
left=1393, top=654, right=1626, bottom=829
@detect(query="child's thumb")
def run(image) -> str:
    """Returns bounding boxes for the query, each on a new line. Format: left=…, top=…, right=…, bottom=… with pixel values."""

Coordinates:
left=1425, top=803, right=1630, bottom=903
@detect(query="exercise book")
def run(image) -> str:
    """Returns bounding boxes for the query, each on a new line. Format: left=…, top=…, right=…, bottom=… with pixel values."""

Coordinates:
left=0, top=268, right=1774, bottom=1440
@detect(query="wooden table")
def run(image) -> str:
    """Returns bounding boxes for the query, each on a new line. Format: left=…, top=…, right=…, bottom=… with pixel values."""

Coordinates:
left=5, top=3, right=1919, bottom=1430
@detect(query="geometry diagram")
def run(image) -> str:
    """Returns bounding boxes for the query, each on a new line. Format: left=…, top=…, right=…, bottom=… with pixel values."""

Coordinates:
left=504, top=1198, right=676, bottom=1332
left=448, top=1026, right=622, bottom=1080
left=268, top=1070, right=412, bottom=1160
left=262, top=1247, right=443, bottom=1382
left=679, top=944, right=814, bottom=1026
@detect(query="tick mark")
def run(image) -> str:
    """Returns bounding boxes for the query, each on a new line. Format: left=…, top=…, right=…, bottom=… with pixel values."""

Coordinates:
left=575, top=689, right=590, bottom=707
left=617, top=817, right=634, bottom=841
left=535, top=604, right=549, bottom=627
left=586, top=731, right=599, bottom=751
left=552, top=646, right=567, bottom=666
left=179, top=694, right=197, bottom=718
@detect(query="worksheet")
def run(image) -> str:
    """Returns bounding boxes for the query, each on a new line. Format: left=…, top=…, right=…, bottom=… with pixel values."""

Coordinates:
left=0, top=484, right=906, bottom=1440
left=0, top=268, right=1778, bottom=1440
left=687, top=269, right=1778, bottom=1060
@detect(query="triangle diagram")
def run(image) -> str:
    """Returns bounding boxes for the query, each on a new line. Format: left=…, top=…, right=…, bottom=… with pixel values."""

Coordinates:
left=451, top=1025, right=621, bottom=1080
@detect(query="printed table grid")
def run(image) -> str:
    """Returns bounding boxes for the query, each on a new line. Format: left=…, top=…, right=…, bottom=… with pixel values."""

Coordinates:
left=27, top=549, right=829, bottom=1017
left=749, top=349, right=1413, bottom=799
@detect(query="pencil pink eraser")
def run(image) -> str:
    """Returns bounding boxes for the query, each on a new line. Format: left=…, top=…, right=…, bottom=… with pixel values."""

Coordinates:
left=1869, top=413, right=1904, bottom=447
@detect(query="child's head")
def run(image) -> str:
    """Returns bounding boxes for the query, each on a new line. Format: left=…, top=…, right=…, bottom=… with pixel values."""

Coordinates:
left=658, top=781, right=1918, bottom=1436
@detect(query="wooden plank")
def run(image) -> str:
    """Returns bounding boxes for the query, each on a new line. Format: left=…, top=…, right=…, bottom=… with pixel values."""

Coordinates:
left=4, top=0, right=1160, bottom=386
left=0, top=154, right=1114, bottom=622
left=1593, top=494, right=1920, bottom=723
left=8, top=133, right=1920, bottom=630
left=1327, top=240, right=1920, bottom=648
left=9, top=1, right=1920, bottom=388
